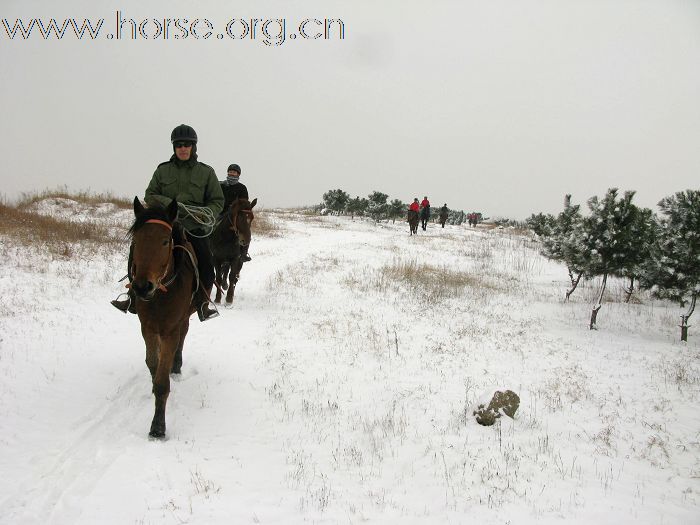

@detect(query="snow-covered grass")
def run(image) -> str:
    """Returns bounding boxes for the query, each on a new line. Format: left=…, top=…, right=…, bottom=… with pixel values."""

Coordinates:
left=0, top=198, right=698, bottom=524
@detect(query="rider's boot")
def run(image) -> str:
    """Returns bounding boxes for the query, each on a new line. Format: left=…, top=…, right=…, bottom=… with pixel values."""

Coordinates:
left=111, top=288, right=137, bottom=314
left=195, top=288, right=219, bottom=322
left=241, top=245, right=251, bottom=262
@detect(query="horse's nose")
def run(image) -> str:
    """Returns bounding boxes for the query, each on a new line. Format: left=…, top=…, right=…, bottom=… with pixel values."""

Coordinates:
left=131, top=280, right=155, bottom=298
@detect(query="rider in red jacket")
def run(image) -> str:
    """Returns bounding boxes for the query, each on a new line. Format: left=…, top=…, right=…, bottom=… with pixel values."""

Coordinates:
left=409, top=199, right=420, bottom=212
left=421, top=196, right=430, bottom=209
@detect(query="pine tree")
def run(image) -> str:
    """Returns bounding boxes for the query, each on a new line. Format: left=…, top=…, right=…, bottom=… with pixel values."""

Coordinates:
left=616, top=206, right=656, bottom=303
left=450, top=210, right=465, bottom=226
left=540, top=195, right=586, bottom=300
left=577, top=188, right=639, bottom=329
left=345, top=196, right=366, bottom=219
left=388, top=199, right=406, bottom=223
left=322, top=189, right=349, bottom=215
left=367, top=191, right=389, bottom=222
left=640, top=190, right=700, bottom=341
left=526, top=212, right=556, bottom=237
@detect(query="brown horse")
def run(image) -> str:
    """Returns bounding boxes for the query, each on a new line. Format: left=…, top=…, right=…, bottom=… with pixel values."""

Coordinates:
left=439, top=210, right=449, bottom=228
left=129, top=197, right=197, bottom=438
left=407, top=210, right=419, bottom=235
left=211, top=197, right=257, bottom=304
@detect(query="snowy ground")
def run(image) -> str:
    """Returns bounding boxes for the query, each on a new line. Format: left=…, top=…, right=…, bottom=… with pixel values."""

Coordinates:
left=0, top=199, right=699, bottom=524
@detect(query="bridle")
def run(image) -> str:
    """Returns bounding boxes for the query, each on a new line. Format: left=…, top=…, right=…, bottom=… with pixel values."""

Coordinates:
left=226, top=203, right=255, bottom=236
left=129, top=219, right=179, bottom=295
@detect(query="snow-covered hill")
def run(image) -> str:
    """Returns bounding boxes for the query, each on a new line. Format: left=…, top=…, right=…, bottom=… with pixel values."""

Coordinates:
left=0, top=200, right=698, bottom=524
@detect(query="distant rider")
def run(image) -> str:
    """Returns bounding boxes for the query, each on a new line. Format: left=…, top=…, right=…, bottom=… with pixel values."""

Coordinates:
left=219, top=163, right=252, bottom=262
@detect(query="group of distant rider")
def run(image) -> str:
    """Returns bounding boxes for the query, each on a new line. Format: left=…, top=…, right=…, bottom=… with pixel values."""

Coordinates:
left=408, top=197, right=450, bottom=231
left=111, top=124, right=253, bottom=322
left=467, top=212, right=480, bottom=227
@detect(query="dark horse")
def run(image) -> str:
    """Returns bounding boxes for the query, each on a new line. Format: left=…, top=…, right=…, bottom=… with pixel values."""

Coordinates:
left=420, top=206, right=430, bottom=231
left=439, top=209, right=449, bottom=228
left=129, top=197, right=197, bottom=438
left=407, top=210, right=419, bottom=235
left=211, top=197, right=257, bottom=304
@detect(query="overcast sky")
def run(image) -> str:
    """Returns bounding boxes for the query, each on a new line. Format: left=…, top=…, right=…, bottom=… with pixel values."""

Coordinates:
left=2, top=0, right=698, bottom=218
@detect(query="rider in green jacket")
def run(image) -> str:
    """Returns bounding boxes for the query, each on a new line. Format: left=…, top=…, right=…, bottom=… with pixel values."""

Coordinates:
left=112, top=124, right=224, bottom=321
left=145, top=156, right=223, bottom=234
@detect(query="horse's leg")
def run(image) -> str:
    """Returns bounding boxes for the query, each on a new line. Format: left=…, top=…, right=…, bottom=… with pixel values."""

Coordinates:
left=221, top=262, right=230, bottom=290
left=149, top=332, right=179, bottom=438
left=213, top=261, right=223, bottom=303
left=226, top=258, right=239, bottom=304
left=171, top=318, right=189, bottom=374
left=142, top=329, right=160, bottom=381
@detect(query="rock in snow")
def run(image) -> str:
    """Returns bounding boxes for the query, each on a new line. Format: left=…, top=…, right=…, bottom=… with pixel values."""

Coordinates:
left=473, top=389, right=520, bottom=426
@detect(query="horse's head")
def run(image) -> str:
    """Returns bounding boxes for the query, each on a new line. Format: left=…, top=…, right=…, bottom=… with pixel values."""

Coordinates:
left=226, top=197, right=257, bottom=248
left=129, top=197, right=178, bottom=300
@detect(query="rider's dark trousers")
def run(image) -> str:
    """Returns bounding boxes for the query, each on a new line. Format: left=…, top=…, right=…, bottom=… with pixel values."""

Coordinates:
left=188, top=235, right=215, bottom=291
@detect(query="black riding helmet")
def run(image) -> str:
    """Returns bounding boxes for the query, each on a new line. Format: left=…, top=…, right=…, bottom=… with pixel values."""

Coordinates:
left=171, top=124, right=198, bottom=161
left=171, top=124, right=198, bottom=144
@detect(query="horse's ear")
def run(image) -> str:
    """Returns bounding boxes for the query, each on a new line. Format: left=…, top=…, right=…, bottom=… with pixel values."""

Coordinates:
left=250, top=198, right=257, bottom=209
left=167, top=198, right=179, bottom=223
left=134, top=196, right=144, bottom=216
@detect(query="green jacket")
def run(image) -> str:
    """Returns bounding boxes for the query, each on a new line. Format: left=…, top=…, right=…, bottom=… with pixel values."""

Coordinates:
left=145, top=156, right=224, bottom=234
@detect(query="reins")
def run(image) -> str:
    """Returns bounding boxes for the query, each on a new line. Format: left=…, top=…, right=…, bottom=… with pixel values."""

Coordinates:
left=177, top=203, right=216, bottom=238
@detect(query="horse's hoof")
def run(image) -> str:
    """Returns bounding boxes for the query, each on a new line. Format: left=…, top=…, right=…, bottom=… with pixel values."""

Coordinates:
left=149, top=422, right=165, bottom=438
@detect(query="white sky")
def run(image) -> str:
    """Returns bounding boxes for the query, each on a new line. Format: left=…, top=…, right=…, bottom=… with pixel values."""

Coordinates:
left=2, top=0, right=699, bottom=218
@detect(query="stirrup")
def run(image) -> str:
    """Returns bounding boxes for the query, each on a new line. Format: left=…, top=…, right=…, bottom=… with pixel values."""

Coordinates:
left=197, top=302, right=220, bottom=322
left=111, top=293, right=134, bottom=314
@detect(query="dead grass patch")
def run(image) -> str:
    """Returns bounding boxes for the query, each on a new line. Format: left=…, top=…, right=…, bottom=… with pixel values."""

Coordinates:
left=15, top=187, right=131, bottom=209
left=345, top=259, right=499, bottom=303
left=0, top=201, right=123, bottom=257
left=252, top=211, right=283, bottom=237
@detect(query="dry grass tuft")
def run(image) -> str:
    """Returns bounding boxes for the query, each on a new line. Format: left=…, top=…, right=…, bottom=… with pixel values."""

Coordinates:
left=375, top=259, right=497, bottom=303
left=252, top=211, right=283, bottom=237
left=15, top=187, right=131, bottom=209
left=0, top=200, right=124, bottom=257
